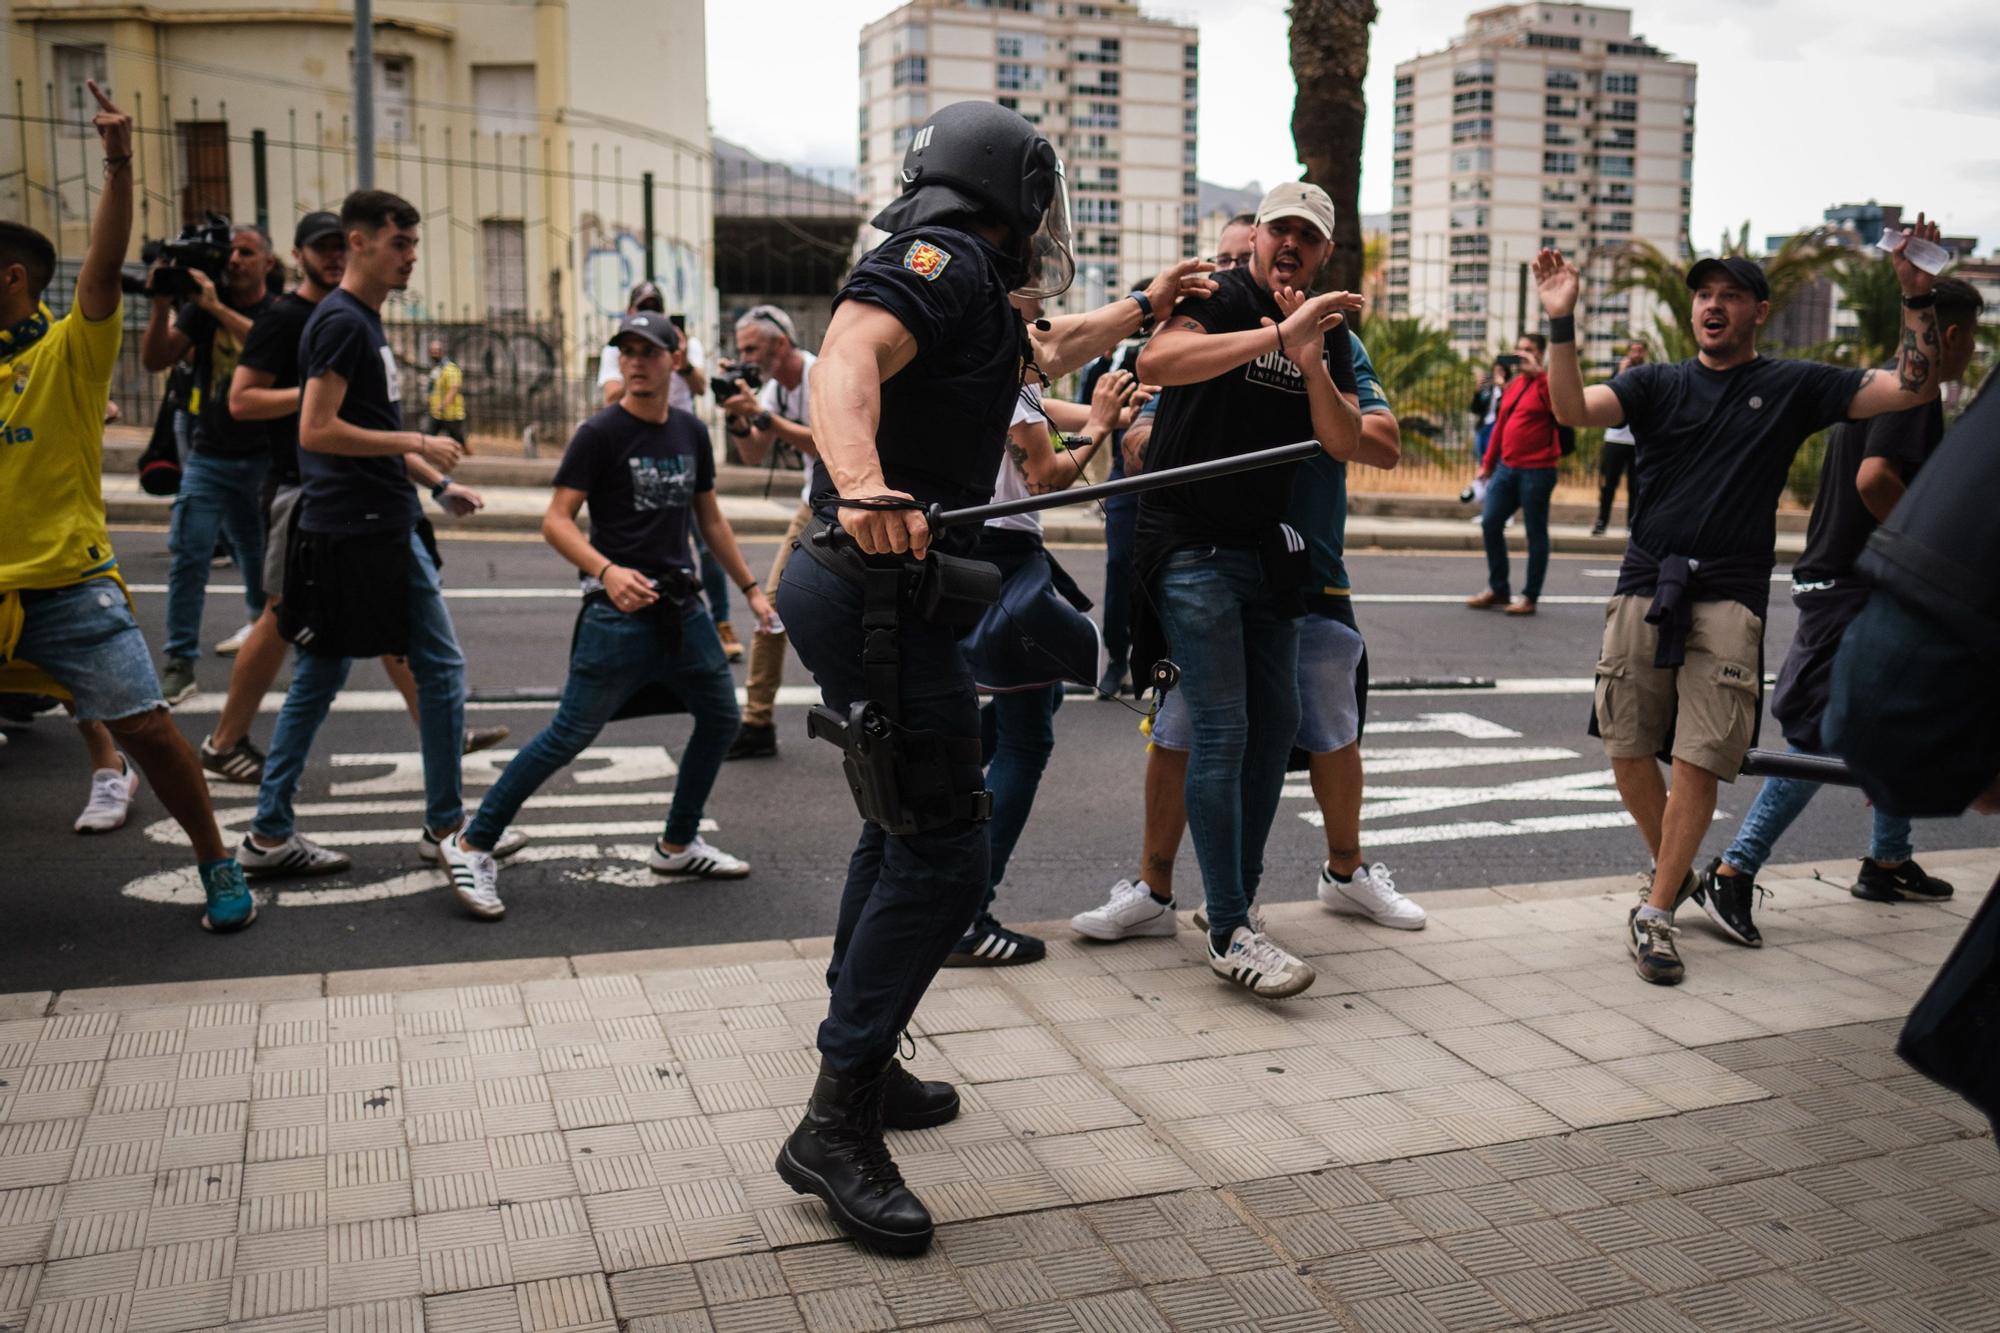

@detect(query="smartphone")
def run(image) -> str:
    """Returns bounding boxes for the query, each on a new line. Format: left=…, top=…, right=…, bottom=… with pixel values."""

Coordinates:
left=1496, top=354, right=1523, bottom=370
left=668, top=314, right=688, bottom=333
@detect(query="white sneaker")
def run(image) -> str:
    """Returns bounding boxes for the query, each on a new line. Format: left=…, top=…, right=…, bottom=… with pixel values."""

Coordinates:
left=1192, top=902, right=1266, bottom=935
left=214, top=623, right=255, bottom=656
left=649, top=835, right=750, bottom=878
left=1071, top=879, right=1178, bottom=940
left=74, top=757, right=138, bottom=833
left=238, top=831, right=351, bottom=878
left=1317, top=862, right=1427, bottom=930
left=419, top=826, right=528, bottom=863
left=1207, top=927, right=1316, bottom=999
left=440, top=833, right=504, bottom=921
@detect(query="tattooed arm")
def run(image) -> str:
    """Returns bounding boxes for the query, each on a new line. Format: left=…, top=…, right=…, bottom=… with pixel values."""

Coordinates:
left=1850, top=213, right=1946, bottom=420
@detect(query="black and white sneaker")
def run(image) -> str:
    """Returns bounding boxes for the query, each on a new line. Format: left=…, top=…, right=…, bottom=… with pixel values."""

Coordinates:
left=237, top=832, right=351, bottom=878
left=1692, top=858, right=1763, bottom=948
left=200, top=734, right=266, bottom=784
left=1852, top=858, right=1954, bottom=903
left=1207, top=927, right=1315, bottom=999
left=945, top=914, right=1045, bottom=967
left=649, top=835, right=750, bottom=878
left=418, top=826, right=528, bottom=864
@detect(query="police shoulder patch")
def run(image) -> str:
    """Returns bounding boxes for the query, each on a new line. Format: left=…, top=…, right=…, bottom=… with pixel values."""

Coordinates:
left=903, top=240, right=952, bottom=281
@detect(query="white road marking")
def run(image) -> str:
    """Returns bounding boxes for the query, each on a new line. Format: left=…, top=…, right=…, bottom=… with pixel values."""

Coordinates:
left=327, top=746, right=676, bottom=796
left=1355, top=770, right=1624, bottom=821
left=146, top=814, right=715, bottom=850
left=1294, top=810, right=1725, bottom=842
left=120, top=841, right=658, bottom=907
left=1338, top=746, right=1580, bottom=776
left=171, top=685, right=829, bottom=715
left=1366, top=712, right=1522, bottom=739
left=1581, top=569, right=1788, bottom=581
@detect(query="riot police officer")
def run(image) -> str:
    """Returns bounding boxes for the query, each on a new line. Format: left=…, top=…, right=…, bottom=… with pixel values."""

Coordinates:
left=773, top=100, right=1211, bottom=1256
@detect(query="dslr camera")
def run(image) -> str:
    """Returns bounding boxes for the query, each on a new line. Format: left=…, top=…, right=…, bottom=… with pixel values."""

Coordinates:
left=709, top=361, right=764, bottom=403
left=121, top=213, right=232, bottom=299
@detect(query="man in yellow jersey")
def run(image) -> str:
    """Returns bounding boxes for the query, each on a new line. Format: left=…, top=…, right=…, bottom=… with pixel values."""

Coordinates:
left=0, top=81, right=254, bottom=932
left=424, top=337, right=467, bottom=446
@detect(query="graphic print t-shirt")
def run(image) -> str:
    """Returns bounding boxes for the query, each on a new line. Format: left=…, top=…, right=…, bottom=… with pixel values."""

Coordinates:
left=178, top=293, right=273, bottom=458
left=552, top=403, right=715, bottom=591
left=1136, top=265, right=1358, bottom=556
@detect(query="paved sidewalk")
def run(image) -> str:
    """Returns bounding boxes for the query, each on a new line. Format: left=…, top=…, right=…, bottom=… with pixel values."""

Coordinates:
left=4, top=851, right=1994, bottom=1333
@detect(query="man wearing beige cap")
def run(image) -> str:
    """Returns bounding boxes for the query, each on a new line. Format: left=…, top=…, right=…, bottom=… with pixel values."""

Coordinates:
left=1130, top=180, right=1371, bottom=1000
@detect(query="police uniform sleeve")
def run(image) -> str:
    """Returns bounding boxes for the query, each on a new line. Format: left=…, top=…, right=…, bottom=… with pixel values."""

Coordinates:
left=834, top=231, right=973, bottom=353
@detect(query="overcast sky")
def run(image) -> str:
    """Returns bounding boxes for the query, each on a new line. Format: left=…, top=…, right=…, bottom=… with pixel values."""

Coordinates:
left=707, top=0, right=2000, bottom=255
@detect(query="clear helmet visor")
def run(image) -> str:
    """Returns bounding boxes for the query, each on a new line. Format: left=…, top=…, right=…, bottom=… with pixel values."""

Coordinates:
left=1014, top=156, right=1074, bottom=300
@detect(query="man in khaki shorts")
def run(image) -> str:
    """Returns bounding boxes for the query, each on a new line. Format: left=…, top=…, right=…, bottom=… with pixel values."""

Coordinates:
left=1530, top=220, right=1949, bottom=987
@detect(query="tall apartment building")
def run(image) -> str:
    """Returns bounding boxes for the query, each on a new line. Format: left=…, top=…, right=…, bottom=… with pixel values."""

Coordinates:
left=1387, top=4, right=1695, bottom=369
left=857, top=0, right=1201, bottom=314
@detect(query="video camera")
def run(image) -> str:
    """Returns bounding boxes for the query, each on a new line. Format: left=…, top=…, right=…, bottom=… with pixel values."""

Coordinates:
left=709, top=361, right=764, bottom=403
left=121, top=213, right=232, bottom=299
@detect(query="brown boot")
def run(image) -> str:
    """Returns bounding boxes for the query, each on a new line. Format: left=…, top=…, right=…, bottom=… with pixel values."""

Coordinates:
left=1465, top=589, right=1505, bottom=609
left=1504, top=597, right=1538, bottom=616
left=716, top=620, right=744, bottom=662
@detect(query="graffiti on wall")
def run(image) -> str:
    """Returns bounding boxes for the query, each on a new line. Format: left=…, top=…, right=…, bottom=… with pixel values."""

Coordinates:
left=578, top=213, right=706, bottom=330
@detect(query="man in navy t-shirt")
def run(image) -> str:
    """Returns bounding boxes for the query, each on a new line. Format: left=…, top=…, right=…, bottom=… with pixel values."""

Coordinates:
left=239, top=190, right=492, bottom=882
left=1532, top=220, right=1951, bottom=988
left=439, top=313, right=772, bottom=918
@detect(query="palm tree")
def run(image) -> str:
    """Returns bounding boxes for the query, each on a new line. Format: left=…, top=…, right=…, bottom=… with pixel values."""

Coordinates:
left=1825, top=250, right=1904, bottom=367
left=1608, top=227, right=1847, bottom=361
left=1359, top=315, right=1475, bottom=462
left=1288, top=0, right=1377, bottom=297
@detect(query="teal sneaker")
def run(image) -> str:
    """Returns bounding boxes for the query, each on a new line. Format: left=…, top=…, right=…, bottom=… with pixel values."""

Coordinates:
left=198, top=859, right=257, bottom=933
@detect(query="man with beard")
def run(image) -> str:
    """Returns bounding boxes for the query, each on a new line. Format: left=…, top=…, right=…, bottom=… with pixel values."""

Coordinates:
left=1533, top=219, right=1949, bottom=986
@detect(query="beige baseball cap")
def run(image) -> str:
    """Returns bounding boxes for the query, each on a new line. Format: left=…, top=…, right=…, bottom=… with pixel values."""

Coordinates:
left=1255, top=181, right=1336, bottom=241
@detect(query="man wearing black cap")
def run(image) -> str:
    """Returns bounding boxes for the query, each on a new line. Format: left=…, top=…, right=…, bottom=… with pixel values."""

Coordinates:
left=1532, top=218, right=1949, bottom=987
left=439, top=312, right=771, bottom=918
left=774, top=99, right=1212, bottom=1256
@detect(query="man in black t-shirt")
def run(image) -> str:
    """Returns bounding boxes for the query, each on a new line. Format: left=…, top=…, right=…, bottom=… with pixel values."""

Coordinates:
left=440, top=312, right=773, bottom=917
left=237, top=190, right=486, bottom=884
left=1133, top=181, right=1364, bottom=1002
left=1706, top=279, right=1984, bottom=924
left=1533, top=217, right=1950, bottom=987
left=139, top=223, right=277, bottom=701
left=772, top=100, right=1212, bottom=1256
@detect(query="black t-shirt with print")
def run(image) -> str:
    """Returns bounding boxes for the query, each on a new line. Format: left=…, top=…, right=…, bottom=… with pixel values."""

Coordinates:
left=1792, top=394, right=1943, bottom=585
left=176, top=292, right=274, bottom=458
left=1136, top=266, right=1358, bottom=555
left=1607, top=356, right=1865, bottom=565
left=236, top=292, right=317, bottom=488
left=815, top=225, right=1022, bottom=552
left=553, top=403, right=716, bottom=587
left=297, top=287, right=420, bottom=535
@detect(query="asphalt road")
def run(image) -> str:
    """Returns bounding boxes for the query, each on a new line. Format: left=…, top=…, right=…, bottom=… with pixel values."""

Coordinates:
left=6, top=527, right=1989, bottom=993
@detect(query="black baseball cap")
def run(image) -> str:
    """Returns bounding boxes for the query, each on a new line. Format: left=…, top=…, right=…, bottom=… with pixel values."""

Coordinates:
left=1686, top=256, right=1770, bottom=303
left=609, top=312, right=680, bottom=352
left=627, top=280, right=666, bottom=313
left=294, top=211, right=343, bottom=248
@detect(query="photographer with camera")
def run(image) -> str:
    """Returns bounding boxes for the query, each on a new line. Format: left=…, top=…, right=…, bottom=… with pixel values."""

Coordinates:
left=718, top=303, right=815, bottom=760
left=0, top=81, right=256, bottom=932
left=139, top=217, right=279, bottom=704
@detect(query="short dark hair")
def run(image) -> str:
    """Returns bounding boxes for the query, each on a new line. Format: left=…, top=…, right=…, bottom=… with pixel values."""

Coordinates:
left=340, top=189, right=420, bottom=234
left=1226, top=212, right=1257, bottom=229
left=1520, top=331, right=1548, bottom=353
left=1935, top=276, right=1984, bottom=333
left=0, top=221, right=58, bottom=299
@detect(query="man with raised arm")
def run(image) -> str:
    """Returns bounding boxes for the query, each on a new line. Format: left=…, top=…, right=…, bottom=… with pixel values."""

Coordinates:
left=1530, top=219, right=1947, bottom=986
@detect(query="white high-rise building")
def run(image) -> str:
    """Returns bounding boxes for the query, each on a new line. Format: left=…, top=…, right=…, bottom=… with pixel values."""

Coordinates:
left=1388, top=4, right=1695, bottom=369
left=858, top=0, right=1200, bottom=314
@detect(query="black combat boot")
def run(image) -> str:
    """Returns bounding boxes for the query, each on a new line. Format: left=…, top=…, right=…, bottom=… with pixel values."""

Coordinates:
left=776, top=1058, right=934, bottom=1256
left=879, top=1059, right=960, bottom=1130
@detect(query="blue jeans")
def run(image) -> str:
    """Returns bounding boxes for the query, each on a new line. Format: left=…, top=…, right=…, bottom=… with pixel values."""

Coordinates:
left=1154, top=545, right=1300, bottom=937
left=165, top=450, right=268, bottom=660
left=1722, top=746, right=1913, bottom=876
left=1481, top=463, right=1557, bottom=602
left=777, top=548, right=989, bottom=1074
left=1102, top=497, right=1137, bottom=683
left=979, top=684, right=1064, bottom=911
left=467, top=600, right=738, bottom=850
left=253, top=530, right=465, bottom=839
left=11, top=579, right=166, bottom=721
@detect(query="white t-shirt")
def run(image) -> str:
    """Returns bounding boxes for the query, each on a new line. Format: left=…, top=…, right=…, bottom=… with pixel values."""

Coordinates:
left=988, top=385, right=1048, bottom=535
left=597, top=332, right=706, bottom=412
left=1604, top=422, right=1635, bottom=445
left=757, top=351, right=817, bottom=506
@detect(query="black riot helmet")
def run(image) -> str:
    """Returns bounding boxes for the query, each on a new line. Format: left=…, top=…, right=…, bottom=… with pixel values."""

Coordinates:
left=870, top=100, right=1074, bottom=300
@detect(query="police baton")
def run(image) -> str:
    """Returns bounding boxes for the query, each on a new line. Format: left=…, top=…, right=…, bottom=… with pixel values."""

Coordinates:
left=923, top=439, right=1323, bottom=531
left=1739, top=749, right=1860, bottom=787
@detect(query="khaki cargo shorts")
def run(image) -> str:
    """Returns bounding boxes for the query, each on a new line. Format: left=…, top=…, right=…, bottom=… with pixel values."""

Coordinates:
left=1594, top=593, right=1762, bottom=781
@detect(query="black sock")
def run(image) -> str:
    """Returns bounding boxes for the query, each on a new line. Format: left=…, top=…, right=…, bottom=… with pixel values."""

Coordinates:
left=1326, top=864, right=1353, bottom=883
left=1208, top=928, right=1235, bottom=955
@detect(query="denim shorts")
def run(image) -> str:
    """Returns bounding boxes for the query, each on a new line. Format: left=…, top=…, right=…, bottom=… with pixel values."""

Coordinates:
left=1152, top=608, right=1365, bottom=754
left=9, top=578, right=167, bottom=721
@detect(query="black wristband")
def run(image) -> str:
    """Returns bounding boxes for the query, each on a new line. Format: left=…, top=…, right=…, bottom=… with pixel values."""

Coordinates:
left=753, top=411, right=773, bottom=431
left=596, top=561, right=613, bottom=581
left=739, top=581, right=758, bottom=595
left=1128, top=291, right=1154, bottom=327
left=1902, top=292, right=1937, bottom=310
left=1549, top=314, right=1577, bottom=344
left=429, top=478, right=450, bottom=499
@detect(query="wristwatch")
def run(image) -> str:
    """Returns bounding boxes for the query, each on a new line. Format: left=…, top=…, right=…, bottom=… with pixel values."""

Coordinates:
left=753, top=410, right=773, bottom=431
left=429, top=478, right=451, bottom=499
